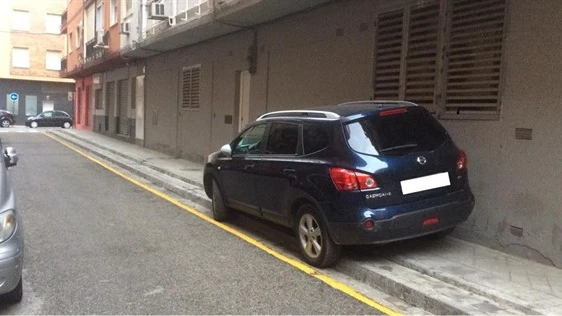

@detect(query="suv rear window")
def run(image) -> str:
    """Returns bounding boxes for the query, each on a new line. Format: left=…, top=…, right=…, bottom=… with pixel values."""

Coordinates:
left=344, top=109, right=447, bottom=156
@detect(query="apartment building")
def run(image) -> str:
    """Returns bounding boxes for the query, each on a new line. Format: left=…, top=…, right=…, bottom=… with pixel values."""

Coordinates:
left=61, top=0, right=562, bottom=269
left=0, top=0, right=74, bottom=125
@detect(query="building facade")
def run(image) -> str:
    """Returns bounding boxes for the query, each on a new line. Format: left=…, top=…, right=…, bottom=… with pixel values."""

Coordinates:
left=0, top=0, right=74, bottom=125
left=63, top=0, right=562, bottom=268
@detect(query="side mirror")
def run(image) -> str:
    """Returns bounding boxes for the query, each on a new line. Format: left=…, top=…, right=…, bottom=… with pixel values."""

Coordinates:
left=220, top=144, right=232, bottom=157
left=4, top=147, right=17, bottom=168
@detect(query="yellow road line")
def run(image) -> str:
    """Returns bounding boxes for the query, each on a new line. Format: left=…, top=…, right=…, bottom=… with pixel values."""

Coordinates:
left=46, top=133, right=402, bottom=316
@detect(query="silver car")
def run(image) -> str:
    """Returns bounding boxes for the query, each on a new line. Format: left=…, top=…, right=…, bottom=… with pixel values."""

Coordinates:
left=0, top=144, right=22, bottom=303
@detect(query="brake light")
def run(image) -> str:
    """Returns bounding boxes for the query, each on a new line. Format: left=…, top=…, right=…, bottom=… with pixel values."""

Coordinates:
left=329, top=168, right=377, bottom=191
left=380, top=108, right=407, bottom=116
left=457, top=150, right=467, bottom=171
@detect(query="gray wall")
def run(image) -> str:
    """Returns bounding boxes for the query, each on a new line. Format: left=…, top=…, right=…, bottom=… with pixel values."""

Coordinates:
left=140, top=0, right=562, bottom=267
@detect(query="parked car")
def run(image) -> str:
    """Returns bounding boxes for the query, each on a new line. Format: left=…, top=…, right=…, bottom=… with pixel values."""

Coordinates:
left=204, top=101, right=475, bottom=267
left=0, top=141, right=22, bottom=303
left=25, top=110, right=73, bottom=128
left=0, top=110, right=15, bottom=128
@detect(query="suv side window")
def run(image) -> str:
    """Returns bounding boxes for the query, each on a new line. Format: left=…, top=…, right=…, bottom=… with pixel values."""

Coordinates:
left=303, top=123, right=330, bottom=155
left=232, top=123, right=267, bottom=155
left=265, top=122, right=300, bottom=155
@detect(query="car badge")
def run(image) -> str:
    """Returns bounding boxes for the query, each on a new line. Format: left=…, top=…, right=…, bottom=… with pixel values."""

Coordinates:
left=416, top=156, right=427, bottom=165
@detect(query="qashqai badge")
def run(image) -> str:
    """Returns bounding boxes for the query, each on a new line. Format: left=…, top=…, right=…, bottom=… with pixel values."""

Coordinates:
left=417, top=156, right=427, bottom=165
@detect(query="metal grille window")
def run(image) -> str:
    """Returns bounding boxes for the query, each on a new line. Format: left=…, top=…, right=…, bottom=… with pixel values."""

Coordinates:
left=181, top=65, right=201, bottom=110
left=373, top=0, right=506, bottom=120
left=443, top=0, right=506, bottom=119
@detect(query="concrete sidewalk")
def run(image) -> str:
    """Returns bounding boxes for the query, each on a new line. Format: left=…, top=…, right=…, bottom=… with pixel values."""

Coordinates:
left=47, top=129, right=562, bottom=315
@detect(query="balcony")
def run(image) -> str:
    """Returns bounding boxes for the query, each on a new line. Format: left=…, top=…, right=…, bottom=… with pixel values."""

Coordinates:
left=124, top=0, right=330, bottom=58
left=61, top=9, right=68, bottom=34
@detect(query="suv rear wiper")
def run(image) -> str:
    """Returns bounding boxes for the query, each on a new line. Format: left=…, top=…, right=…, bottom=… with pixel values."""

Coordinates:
left=379, top=143, right=418, bottom=153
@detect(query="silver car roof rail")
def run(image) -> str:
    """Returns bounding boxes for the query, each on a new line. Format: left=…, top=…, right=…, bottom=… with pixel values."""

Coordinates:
left=256, top=110, right=340, bottom=121
left=337, top=100, right=419, bottom=107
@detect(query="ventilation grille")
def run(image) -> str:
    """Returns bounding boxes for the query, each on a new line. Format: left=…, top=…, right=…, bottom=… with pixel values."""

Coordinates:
left=374, top=10, right=403, bottom=100
left=181, top=66, right=200, bottom=109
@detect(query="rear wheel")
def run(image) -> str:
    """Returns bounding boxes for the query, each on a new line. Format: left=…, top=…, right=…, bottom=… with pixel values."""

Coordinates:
left=211, top=179, right=232, bottom=222
left=0, top=119, right=11, bottom=128
left=295, top=204, right=341, bottom=268
left=30, top=121, right=38, bottom=128
left=63, top=122, right=71, bottom=129
left=1, top=276, right=22, bottom=303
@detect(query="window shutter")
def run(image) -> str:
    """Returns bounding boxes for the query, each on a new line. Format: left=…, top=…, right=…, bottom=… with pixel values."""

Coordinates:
left=443, top=0, right=506, bottom=118
left=181, top=66, right=201, bottom=110
left=405, top=3, right=440, bottom=109
left=373, top=10, right=404, bottom=100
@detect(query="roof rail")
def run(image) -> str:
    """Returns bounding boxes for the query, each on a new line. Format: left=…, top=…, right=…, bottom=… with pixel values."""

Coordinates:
left=337, top=100, right=419, bottom=107
left=256, top=110, right=340, bottom=121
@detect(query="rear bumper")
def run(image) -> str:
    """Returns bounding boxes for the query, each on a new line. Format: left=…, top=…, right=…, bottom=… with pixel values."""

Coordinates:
left=327, top=194, right=474, bottom=245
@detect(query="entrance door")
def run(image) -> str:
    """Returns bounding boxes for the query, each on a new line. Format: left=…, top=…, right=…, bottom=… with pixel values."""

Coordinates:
left=42, top=100, right=54, bottom=112
left=117, top=79, right=129, bottom=135
left=238, top=70, right=251, bottom=132
left=135, top=76, right=145, bottom=141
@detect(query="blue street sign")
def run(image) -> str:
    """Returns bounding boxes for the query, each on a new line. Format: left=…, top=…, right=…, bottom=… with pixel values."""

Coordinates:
left=9, top=93, right=18, bottom=101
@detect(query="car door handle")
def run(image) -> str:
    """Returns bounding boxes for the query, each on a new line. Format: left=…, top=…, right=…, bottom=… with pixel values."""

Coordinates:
left=244, top=164, right=255, bottom=170
left=283, top=168, right=296, bottom=174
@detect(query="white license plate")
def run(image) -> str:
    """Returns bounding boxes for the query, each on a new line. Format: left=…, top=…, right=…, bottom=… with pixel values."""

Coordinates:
left=400, top=172, right=451, bottom=195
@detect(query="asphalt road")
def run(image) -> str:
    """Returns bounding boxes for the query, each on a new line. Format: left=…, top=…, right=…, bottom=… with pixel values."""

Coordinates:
left=0, top=132, right=380, bottom=314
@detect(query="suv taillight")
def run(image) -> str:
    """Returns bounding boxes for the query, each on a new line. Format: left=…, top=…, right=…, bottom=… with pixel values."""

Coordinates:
left=329, top=168, right=377, bottom=191
left=457, top=150, right=467, bottom=171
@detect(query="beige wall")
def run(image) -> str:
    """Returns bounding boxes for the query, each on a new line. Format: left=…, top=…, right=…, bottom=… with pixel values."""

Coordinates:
left=143, top=0, right=562, bottom=266
left=0, top=0, right=72, bottom=82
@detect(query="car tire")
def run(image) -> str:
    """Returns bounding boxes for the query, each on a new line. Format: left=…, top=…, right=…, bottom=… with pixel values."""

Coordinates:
left=295, top=204, right=342, bottom=268
left=426, top=226, right=456, bottom=240
left=1, top=276, right=23, bottom=303
left=30, top=121, right=38, bottom=128
left=211, top=179, right=232, bottom=222
left=63, top=122, right=71, bottom=129
left=0, top=119, right=10, bottom=128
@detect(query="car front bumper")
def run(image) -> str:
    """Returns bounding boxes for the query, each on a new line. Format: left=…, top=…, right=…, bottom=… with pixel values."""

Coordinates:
left=0, top=225, right=23, bottom=295
left=326, top=193, right=475, bottom=245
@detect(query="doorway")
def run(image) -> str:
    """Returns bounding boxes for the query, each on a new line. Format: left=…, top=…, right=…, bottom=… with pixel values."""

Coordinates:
left=237, top=70, right=251, bottom=132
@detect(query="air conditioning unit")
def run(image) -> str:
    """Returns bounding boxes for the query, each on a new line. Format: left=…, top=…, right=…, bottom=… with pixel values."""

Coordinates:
left=148, top=3, right=167, bottom=20
left=120, top=22, right=130, bottom=34
left=96, top=30, right=105, bottom=45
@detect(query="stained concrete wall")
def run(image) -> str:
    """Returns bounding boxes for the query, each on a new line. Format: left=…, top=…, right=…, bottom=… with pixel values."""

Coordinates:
left=141, top=0, right=562, bottom=267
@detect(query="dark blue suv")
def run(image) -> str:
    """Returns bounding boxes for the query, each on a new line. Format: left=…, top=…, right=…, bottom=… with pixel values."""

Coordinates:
left=204, top=101, right=474, bottom=267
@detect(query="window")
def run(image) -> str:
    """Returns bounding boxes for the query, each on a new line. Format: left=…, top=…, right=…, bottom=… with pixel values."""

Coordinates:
left=45, top=14, right=61, bottom=34
left=69, top=32, right=73, bottom=52
left=12, top=48, right=30, bottom=68
left=265, top=123, right=300, bottom=155
left=54, top=111, right=70, bottom=117
left=96, top=0, right=104, bottom=31
left=41, top=111, right=54, bottom=118
left=123, top=0, right=133, bottom=17
left=181, top=65, right=201, bottom=110
left=25, top=95, right=38, bottom=116
left=76, top=24, right=82, bottom=49
left=233, top=124, right=267, bottom=155
left=12, top=10, right=30, bottom=31
left=6, top=95, right=19, bottom=115
left=373, top=0, right=506, bottom=120
left=86, top=5, right=96, bottom=41
left=303, top=124, right=330, bottom=155
left=46, top=51, right=62, bottom=70
left=95, top=89, right=103, bottom=109
left=110, top=0, right=118, bottom=25
left=42, top=101, right=54, bottom=112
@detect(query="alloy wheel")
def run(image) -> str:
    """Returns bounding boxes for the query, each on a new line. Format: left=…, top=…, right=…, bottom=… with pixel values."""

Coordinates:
left=298, top=213, right=323, bottom=259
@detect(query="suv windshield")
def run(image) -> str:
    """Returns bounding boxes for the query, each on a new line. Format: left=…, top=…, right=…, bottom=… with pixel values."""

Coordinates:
left=345, top=109, right=447, bottom=156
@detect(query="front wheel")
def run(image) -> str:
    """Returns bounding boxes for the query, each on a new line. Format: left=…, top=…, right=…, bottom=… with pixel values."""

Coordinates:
left=211, top=179, right=232, bottom=221
left=0, top=119, right=11, bottom=128
left=295, top=204, right=341, bottom=268
left=63, top=122, right=71, bottom=129
left=1, top=276, right=22, bottom=303
left=30, top=121, right=38, bottom=128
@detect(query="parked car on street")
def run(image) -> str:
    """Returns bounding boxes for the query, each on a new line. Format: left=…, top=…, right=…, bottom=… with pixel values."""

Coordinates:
left=0, top=141, right=22, bottom=303
left=204, top=101, right=475, bottom=267
left=25, top=110, right=73, bottom=129
left=0, top=110, right=15, bottom=128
